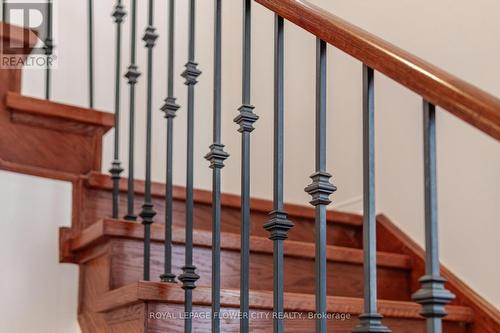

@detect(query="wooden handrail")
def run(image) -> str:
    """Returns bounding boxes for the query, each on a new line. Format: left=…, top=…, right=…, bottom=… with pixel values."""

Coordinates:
left=255, top=0, right=500, bottom=141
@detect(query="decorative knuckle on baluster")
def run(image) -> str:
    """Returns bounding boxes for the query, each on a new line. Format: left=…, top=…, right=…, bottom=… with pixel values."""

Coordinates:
left=112, top=4, right=126, bottom=23
left=264, top=210, right=294, bottom=241
left=234, top=104, right=258, bottom=133
left=304, top=171, right=337, bottom=206
left=143, top=25, right=158, bottom=48
left=139, top=202, right=157, bottom=224
left=178, top=265, right=200, bottom=290
left=205, top=143, right=229, bottom=169
left=125, top=64, right=141, bottom=84
left=160, top=96, right=180, bottom=118
left=352, top=313, right=391, bottom=333
left=109, top=160, right=124, bottom=179
left=160, top=273, right=176, bottom=283
left=411, top=275, right=455, bottom=318
left=43, top=38, right=54, bottom=55
left=182, top=61, right=201, bottom=85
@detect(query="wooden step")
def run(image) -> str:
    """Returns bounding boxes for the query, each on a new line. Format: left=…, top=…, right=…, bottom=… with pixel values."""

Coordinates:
left=79, top=172, right=363, bottom=248
left=61, top=219, right=412, bottom=301
left=0, top=93, right=113, bottom=179
left=96, top=281, right=473, bottom=333
left=0, top=24, right=113, bottom=179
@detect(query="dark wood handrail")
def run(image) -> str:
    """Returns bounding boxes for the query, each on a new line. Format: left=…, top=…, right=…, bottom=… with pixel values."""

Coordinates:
left=255, top=0, right=500, bottom=141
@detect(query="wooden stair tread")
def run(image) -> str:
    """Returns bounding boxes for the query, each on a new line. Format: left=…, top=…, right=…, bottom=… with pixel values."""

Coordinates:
left=64, top=218, right=411, bottom=269
left=96, top=281, right=474, bottom=323
left=6, top=92, right=114, bottom=131
left=85, top=171, right=363, bottom=227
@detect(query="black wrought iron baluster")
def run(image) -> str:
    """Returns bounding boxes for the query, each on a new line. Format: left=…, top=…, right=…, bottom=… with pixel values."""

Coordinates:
left=178, top=0, right=201, bottom=331
left=411, top=100, right=454, bottom=333
left=44, top=0, right=53, bottom=100
left=305, top=38, right=337, bottom=333
left=139, top=0, right=159, bottom=282
left=205, top=0, right=229, bottom=332
left=352, top=65, right=390, bottom=333
left=88, top=0, right=94, bottom=108
left=264, top=14, right=293, bottom=333
left=159, top=0, right=179, bottom=284
left=234, top=0, right=258, bottom=332
left=109, top=0, right=126, bottom=219
left=124, top=0, right=140, bottom=221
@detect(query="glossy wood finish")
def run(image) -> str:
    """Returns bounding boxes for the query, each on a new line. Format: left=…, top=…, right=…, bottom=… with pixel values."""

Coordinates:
left=65, top=173, right=499, bottom=333
left=65, top=220, right=407, bottom=269
left=6, top=92, right=114, bottom=130
left=0, top=95, right=112, bottom=176
left=0, top=95, right=113, bottom=177
left=0, top=158, right=79, bottom=182
left=60, top=219, right=412, bottom=300
left=255, top=0, right=500, bottom=141
left=96, top=281, right=472, bottom=333
left=0, top=24, right=114, bottom=179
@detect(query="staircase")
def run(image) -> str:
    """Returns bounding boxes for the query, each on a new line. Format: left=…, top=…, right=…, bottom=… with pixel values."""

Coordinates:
left=58, top=172, right=483, bottom=332
left=1, top=1, right=500, bottom=332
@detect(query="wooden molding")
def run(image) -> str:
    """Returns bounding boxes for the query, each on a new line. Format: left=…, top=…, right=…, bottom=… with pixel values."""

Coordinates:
left=0, top=157, right=79, bottom=182
left=6, top=92, right=114, bottom=132
left=62, top=218, right=410, bottom=270
left=255, top=0, right=500, bottom=141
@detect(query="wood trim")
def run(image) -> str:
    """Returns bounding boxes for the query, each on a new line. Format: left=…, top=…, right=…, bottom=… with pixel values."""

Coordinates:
left=377, top=214, right=500, bottom=333
left=59, top=227, right=74, bottom=263
left=96, top=281, right=474, bottom=323
left=255, top=0, right=500, bottom=141
left=0, top=157, right=79, bottom=182
left=6, top=92, right=114, bottom=131
left=85, top=172, right=363, bottom=227
left=64, top=219, right=410, bottom=269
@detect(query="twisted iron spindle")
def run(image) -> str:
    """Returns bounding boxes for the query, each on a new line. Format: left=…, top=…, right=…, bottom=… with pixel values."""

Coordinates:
left=159, top=0, right=179, bottom=284
left=304, top=38, right=337, bottom=333
left=88, top=0, right=94, bottom=108
left=352, top=65, right=390, bottom=333
left=234, top=0, right=258, bottom=331
left=109, top=0, right=126, bottom=219
left=205, top=0, right=229, bottom=331
left=178, top=0, right=201, bottom=331
left=124, top=0, right=141, bottom=221
left=139, top=0, right=159, bottom=282
left=263, top=15, right=294, bottom=333
left=411, top=100, right=454, bottom=333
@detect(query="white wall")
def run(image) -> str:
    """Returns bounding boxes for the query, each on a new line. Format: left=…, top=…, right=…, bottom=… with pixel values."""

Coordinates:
left=7, top=1, right=499, bottom=331
left=0, top=171, right=80, bottom=333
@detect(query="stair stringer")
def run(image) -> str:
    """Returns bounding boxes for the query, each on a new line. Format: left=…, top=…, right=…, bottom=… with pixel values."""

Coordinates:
left=377, top=214, right=500, bottom=333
